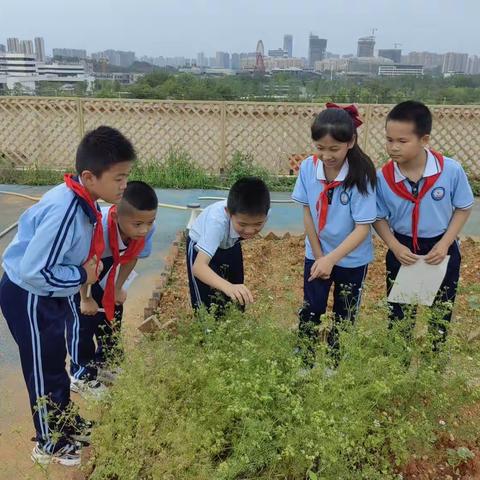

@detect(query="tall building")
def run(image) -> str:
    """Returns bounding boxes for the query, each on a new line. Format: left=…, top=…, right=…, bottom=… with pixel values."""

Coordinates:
left=283, top=34, right=293, bottom=57
left=215, top=51, right=230, bottom=69
left=467, top=55, right=480, bottom=75
left=378, top=49, right=402, bottom=64
left=34, top=37, right=46, bottom=62
left=357, top=36, right=375, bottom=57
left=406, top=51, right=444, bottom=68
left=442, top=52, right=468, bottom=73
left=0, top=44, right=6, bottom=53
left=19, top=40, right=34, bottom=55
left=196, top=52, right=206, bottom=67
left=7, top=37, right=20, bottom=53
left=308, top=34, right=327, bottom=68
left=53, top=48, right=87, bottom=60
left=91, top=50, right=135, bottom=67
left=231, top=53, right=240, bottom=70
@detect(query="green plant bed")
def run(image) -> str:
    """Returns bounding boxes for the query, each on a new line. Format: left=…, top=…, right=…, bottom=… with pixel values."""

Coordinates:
left=90, top=302, right=479, bottom=480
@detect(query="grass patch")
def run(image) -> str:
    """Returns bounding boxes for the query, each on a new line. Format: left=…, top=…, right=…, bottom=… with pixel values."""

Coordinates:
left=0, top=150, right=477, bottom=195
left=0, top=165, right=65, bottom=185
left=90, top=300, right=479, bottom=480
left=129, top=149, right=217, bottom=190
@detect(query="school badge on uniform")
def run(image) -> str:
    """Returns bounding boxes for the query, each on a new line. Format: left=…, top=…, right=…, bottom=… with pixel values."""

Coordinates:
left=340, top=191, right=350, bottom=205
left=431, top=187, right=445, bottom=201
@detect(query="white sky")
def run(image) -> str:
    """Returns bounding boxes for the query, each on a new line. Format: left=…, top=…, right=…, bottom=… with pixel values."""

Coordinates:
left=1, top=0, right=477, bottom=58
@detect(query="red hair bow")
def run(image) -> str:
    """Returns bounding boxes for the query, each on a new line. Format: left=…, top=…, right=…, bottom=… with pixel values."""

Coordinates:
left=325, top=102, right=363, bottom=128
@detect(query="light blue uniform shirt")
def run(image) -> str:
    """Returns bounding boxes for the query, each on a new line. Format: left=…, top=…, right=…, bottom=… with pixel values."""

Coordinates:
left=2, top=183, right=96, bottom=297
left=376, top=150, right=474, bottom=238
left=188, top=200, right=240, bottom=258
left=292, top=156, right=377, bottom=267
left=99, top=205, right=156, bottom=260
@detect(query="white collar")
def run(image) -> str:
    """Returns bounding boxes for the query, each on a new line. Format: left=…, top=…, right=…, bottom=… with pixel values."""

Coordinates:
left=393, top=149, right=442, bottom=183
left=316, top=159, right=349, bottom=182
left=222, top=201, right=241, bottom=239
left=229, top=220, right=241, bottom=240
left=115, top=222, right=128, bottom=250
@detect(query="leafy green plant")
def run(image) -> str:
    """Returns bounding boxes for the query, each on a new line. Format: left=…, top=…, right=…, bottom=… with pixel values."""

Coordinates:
left=129, top=148, right=216, bottom=189
left=447, top=446, right=475, bottom=467
left=90, top=300, right=478, bottom=480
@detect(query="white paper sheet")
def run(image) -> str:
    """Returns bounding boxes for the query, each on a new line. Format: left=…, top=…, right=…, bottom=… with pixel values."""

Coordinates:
left=388, top=255, right=450, bottom=306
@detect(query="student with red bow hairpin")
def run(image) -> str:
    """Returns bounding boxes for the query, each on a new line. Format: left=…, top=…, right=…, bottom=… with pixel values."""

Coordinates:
left=292, top=103, right=377, bottom=367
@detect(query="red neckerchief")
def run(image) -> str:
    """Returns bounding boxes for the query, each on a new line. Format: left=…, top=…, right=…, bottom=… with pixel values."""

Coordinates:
left=102, top=205, right=145, bottom=322
left=64, top=174, right=104, bottom=271
left=313, top=155, right=343, bottom=233
left=381, top=149, right=444, bottom=252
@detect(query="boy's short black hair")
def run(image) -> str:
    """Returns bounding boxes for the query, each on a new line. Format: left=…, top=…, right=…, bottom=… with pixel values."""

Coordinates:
left=76, top=126, right=136, bottom=177
left=119, top=181, right=158, bottom=214
left=227, top=177, right=270, bottom=216
left=386, top=101, right=432, bottom=137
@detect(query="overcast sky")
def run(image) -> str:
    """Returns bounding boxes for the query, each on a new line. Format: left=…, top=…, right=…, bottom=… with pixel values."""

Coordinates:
left=0, top=0, right=477, bottom=58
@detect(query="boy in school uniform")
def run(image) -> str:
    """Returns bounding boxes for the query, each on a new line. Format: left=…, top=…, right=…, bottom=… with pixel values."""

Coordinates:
left=67, top=181, right=157, bottom=397
left=187, top=177, right=270, bottom=312
left=0, top=126, right=135, bottom=466
left=374, top=101, right=474, bottom=347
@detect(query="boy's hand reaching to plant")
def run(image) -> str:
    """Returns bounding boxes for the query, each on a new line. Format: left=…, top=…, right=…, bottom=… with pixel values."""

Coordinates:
left=223, top=283, right=254, bottom=305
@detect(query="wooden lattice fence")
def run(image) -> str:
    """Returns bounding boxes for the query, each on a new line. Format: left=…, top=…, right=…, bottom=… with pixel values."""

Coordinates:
left=0, top=97, right=478, bottom=175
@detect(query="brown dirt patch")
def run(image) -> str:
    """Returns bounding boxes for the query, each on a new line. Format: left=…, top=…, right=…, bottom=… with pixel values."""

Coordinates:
left=155, top=235, right=480, bottom=332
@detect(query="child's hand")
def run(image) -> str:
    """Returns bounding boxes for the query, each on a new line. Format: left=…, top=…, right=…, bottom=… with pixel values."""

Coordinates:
left=80, top=297, right=99, bottom=316
left=392, top=245, right=419, bottom=266
left=224, top=283, right=254, bottom=305
left=309, top=257, right=334, bottom=281
left=83, top=256, right=103, bottom=284
left=425, top=241, right=449, bottom=265
left=115, top=287, right=128, bottom=305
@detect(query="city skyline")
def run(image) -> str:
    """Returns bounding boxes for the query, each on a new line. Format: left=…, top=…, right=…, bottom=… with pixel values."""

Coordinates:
left=1, top=33, right=477, bottom=66
left=0, top=0, right=479, bottom=59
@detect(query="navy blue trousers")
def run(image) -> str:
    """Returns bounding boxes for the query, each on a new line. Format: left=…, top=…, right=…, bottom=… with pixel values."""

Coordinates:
left=386, top=232, right=461, bottom=345
left=186, top=236, right=244, bottom=314
left=0, top=274, right=73, bottom=452
left=66, top=278, right=123, bottom=381
left=299, top=259, right=368, bottom=354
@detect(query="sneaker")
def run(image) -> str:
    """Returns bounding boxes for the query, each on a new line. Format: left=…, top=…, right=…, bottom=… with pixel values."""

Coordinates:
left=70, top=377, right=108, bottom=400
left=67, top=415, right=94, bottom=444
left=97, top=366, right=123, bottom=385
left=31, top=441, right=81, bottom=467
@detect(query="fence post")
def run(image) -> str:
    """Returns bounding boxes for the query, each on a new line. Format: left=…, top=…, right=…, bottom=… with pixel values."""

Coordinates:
left=76, top=98, right=85, bottom=141
left=361, top=103, right=373, bottom=156
left=220, top=102, right=226, bottom=172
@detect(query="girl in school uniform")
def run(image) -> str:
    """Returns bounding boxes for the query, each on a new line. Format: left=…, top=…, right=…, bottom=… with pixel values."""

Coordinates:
left=292, top=103, right=377, bottom=364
